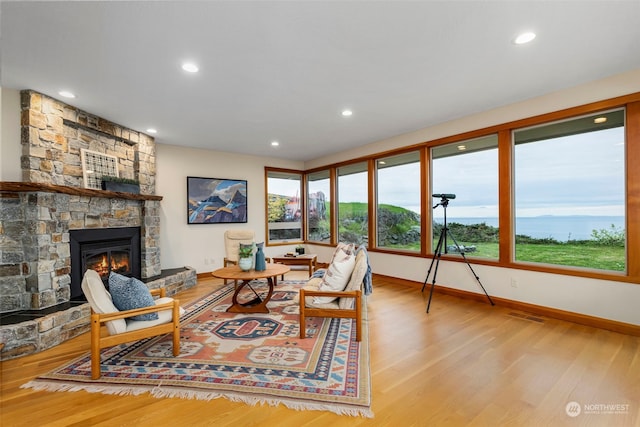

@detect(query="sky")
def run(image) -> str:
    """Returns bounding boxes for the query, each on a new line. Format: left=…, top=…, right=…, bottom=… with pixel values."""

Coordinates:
left=188, top=177, right=247, bottom=202
left=269, top=127, right=625, bottom=218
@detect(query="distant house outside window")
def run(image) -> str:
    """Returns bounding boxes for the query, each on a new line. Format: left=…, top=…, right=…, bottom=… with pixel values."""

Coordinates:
left=307, top=169, right=331, bottom=243
left=266, top=170, right=303, bottom=244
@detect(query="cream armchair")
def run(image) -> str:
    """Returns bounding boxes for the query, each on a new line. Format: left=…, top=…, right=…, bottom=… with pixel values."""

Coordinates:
left=81, top=269, right=181, bottom=379
left=223, top=229, right=255, bottom=285
left=223, top=229, right=255, bottom=267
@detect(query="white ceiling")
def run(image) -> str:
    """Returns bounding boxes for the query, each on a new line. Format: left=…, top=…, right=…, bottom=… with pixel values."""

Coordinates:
left=2, top=1, right=640, bottom=162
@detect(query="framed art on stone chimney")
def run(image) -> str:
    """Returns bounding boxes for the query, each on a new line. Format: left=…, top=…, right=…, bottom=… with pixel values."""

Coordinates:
left=81, top=149, right=119, bottom=189
left=187, top=176, right=248, bottom=224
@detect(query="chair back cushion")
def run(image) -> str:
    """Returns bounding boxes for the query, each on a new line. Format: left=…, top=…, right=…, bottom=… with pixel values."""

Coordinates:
left=81, top=269, right=127, bottom=335
left=314, top=244, right=356, bottom=304
left=224, top=229, right=255, bottom=263
left=328, top=242, right=354, bottom=264
left=338, top=249, right=368, bottom=309
left=300, top=278, right=340, bottom=309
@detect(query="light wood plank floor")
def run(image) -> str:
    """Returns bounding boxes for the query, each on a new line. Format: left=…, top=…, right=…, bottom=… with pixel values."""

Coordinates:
left=1, top=272, right=638, bottom=426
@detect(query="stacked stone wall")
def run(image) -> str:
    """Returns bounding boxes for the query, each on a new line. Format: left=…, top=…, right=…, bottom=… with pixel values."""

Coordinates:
left=0, top=191, right=157, bottom=312
left=141, top=200, right=161, bottom=278
left=20, top=90, right=156, bottom=193
left=0, top=193, right=29, bottom=311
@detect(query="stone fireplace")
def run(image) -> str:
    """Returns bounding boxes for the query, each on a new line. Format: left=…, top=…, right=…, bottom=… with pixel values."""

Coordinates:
left=0, top=90, right=196, bottom=359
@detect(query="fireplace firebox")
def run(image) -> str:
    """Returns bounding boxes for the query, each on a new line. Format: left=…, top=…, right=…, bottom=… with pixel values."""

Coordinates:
left=70, top=227, right=141, bottom=300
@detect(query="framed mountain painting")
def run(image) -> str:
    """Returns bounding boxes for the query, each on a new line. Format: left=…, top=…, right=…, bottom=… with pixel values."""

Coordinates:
left=187, top=176, right=248, bottom=224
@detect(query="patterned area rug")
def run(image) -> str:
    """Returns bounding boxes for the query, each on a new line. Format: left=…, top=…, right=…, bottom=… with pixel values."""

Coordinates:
left=22, top=280, right=372, bottom=417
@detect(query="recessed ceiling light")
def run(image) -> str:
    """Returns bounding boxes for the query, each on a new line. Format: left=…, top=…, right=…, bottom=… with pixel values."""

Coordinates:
left=58, top=90, right=76, bottom=99
left=514, top=32, right=536, bottom=45
left=457, top=145, right=467, bottom=151
left=594, top=117, right=607, bottom=124
left=146, top=128, right=158, bottom=134
left=342, top=110, right=353, bottom=117
left=181, top=62, right=199, bottom=73
left=271, top=141, right=280, bottom=147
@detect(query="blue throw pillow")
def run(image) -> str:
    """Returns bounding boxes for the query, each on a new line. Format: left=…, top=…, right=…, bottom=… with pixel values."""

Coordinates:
left=108, top=272, right=158, bottom=321
left=311, top=268, right=326, bottom=279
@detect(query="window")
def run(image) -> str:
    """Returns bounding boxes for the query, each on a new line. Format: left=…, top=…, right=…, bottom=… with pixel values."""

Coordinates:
left=337, top=162, right=368, bottom=245
left=431, top=135, right=499, bottom=259
left=266, top=170, right=303, bottom=244
left=307, top=170, right=331, bottom=243
left=376, top=151, right=421, bottom=251
left=513, top=109, right=626, bottom=271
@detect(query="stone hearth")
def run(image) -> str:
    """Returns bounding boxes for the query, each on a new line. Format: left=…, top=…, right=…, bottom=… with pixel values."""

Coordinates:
left=0, top=267, right=196, bottom=360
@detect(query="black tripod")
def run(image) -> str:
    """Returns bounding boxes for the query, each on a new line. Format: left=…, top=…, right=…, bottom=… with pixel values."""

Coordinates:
left=422, top=195, right=494, bottom=313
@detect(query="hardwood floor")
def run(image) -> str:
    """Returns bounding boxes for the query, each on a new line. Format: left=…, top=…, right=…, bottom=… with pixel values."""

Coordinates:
left=2, top=272, right=638, bottom=426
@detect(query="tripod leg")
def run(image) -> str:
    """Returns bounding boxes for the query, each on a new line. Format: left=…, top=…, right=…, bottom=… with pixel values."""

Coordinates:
left=425, top=228, right=446, bottom=313
left=422, top=227, right=445, bottom=292
left=426, top=259, right=440, bottom=313
left=445, top=229, right=495, bottom=306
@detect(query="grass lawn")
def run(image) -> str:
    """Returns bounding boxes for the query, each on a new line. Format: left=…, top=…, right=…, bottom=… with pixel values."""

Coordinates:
left=433, top=241, right=625, bottom=272
left=515, top=243, right=625, bottom=271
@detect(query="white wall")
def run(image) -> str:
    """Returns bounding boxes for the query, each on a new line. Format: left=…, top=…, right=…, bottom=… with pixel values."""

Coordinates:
left=303, top=245, right=638, bottom=326
left=301, top=68, right=640, bottom=326
left=156, top=143, right=303, bottom=275
left=362, top=251, right=639, bottom=325
left=0, top=88, right=22, bottom=181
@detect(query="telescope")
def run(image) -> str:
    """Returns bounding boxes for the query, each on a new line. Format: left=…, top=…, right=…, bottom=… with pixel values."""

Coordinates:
left=432, top=193, right=456, bottom=199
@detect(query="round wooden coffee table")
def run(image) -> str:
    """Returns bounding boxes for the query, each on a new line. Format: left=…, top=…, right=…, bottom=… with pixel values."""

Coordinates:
left=211, top=263, right=290, bottom=313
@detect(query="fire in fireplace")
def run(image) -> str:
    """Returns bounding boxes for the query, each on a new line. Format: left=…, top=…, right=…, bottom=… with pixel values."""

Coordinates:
left=70, top=227, right=141, bottom=300
left=84, top=247, right=131, bottom=278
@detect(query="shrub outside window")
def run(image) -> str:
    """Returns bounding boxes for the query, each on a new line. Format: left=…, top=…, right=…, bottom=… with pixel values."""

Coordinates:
left=337, top=162, right=368, bottom=245
left=376, top=151, right=421, bottom=251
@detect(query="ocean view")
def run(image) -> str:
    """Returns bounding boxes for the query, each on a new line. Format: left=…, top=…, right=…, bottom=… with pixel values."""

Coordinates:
left=440, top=216, right=625, bottom=242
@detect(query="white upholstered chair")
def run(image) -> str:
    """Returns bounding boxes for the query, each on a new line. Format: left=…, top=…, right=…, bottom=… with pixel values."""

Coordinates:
left=299, top=248, right=368, bottom=341
left=223, top=229, right=255, bottom=285
left=223, top=229, right=255, bottom=266
left=81, top=269, right=181, bottom=379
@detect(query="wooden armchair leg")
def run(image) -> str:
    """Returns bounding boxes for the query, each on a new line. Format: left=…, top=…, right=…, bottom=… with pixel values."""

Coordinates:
left=300, top=316, right=307, bottom=339
left=90, top=314, right=102, bottom=380
left=172, top=302, right=181, bottom=356
left=299, top=290, right=306, bottom=339
left=355, top=293, right=362, bottom=341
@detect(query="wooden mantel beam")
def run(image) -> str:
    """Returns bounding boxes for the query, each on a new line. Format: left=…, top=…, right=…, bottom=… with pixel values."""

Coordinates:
left=0, top=181, right=162, bottom=201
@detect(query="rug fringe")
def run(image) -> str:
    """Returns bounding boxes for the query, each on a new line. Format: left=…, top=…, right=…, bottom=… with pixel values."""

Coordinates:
left=21, top=380, right=373, bottom=418
left=21, top=380, right=149, bottom=396
left=150, top=386, right=374, bottom=418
